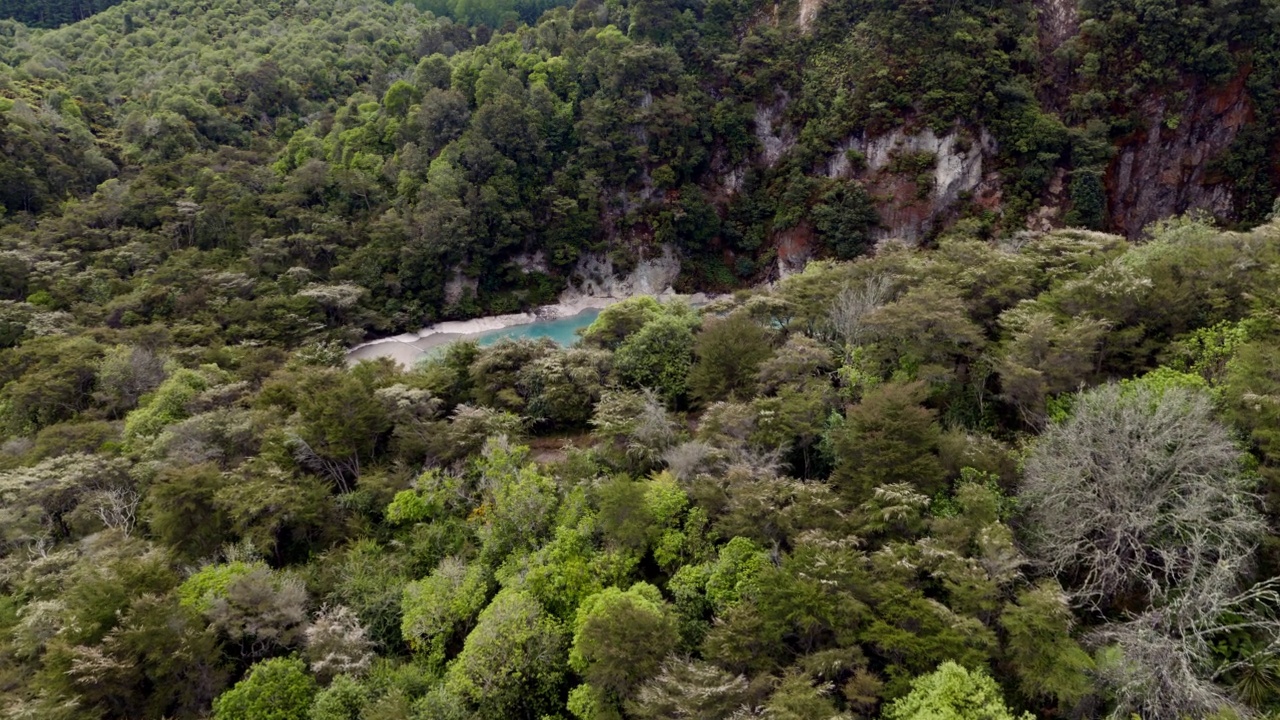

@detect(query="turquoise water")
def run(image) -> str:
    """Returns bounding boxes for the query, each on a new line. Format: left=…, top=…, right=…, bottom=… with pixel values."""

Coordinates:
left=474, top=308, right=601, bottom=347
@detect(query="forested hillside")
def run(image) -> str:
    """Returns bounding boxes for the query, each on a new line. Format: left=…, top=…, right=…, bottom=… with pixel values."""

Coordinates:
left=7, top=214, right=1280, bottom=719
left=2, top=0, right=1279, bottom=332
left=0, top=0, right=124, bottom=28
left=4, top=0, right=1280, bottom=718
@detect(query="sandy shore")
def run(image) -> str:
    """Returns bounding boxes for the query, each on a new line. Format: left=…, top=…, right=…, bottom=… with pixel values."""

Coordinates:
left=344, top=293, right=642, bottom=367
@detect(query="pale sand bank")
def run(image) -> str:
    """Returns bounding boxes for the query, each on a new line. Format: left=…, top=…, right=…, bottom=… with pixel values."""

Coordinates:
left=346, top=291, right=716, bottom=368
left=345, top=294, right=637, bottom=367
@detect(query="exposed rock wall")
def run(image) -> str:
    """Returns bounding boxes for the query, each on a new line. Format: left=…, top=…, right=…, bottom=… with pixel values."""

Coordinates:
left=797, top=0, right=824, bottom=33
left=561, top=244, right=681, bottom=302
left=826, top=126, right=999, bottom=243
left=1106, top=76, right=1249, bottom=237
left=755, top=93, right=797, bottom=168
left=1035, top=0, right=1079, bottom=51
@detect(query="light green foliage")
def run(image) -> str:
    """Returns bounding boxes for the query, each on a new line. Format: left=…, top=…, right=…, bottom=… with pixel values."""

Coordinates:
left=644, top=471, right=689, bottom=528
left=322, top=540, right=414, bottom=650
left=704, top=537, right=768, bottom=613
left=428, top=404, right=525, bottom=463
left=177, top=560, right=267, bottom=613
left=384, top=488, right=435, bottom=525
left=508, top=523, right=608, bottom=620
left=400, top=557, right=491, bottom=664
left=309, top=674, right=369, bottom=720
left=999, top=581, right=1095, bottom=705
left=444, top=589, right=565, bottom=719
left=473, top=438, right=559, bottom=562
left=569, top=583, right=679, bottom=716
left=581, top=297, right=665, bottom=350
left=1166, top=319, right=1255, bottom=383
left=884, top=661, right=1031, bottom=720
left=1119, top=365, right=1208, bottom=398
left=645, top=470, right=692, bottom=570
left=123, top=366, right=222, bottom=450
left=3, top=0, right=1280, bottom=714
left=1222, top=340, right=1280, bottom=523
left=213, top=656, right=317, bottom=720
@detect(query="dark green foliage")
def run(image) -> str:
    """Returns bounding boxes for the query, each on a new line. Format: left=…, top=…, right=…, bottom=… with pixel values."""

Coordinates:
left=810, top=181, right=877, bottom=260
left=0, top=0, right=124, bottom=29
left=828, top=381, right=945, bottom=502
left=687, top=313, right=773, bottom=403
left=1065, top=170, right=1106, bottom=230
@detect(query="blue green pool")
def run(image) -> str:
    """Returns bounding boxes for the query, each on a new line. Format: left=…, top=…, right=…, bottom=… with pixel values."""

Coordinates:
left=472, top=308, right=602, bottom=347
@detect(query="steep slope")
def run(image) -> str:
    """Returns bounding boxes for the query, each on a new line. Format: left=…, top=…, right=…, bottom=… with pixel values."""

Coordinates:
left=0, top=0, right=1277, bottom=343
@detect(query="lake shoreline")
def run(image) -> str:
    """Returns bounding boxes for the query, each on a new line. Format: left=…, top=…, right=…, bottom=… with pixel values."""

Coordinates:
left=345, top=291, right=710, bottom=367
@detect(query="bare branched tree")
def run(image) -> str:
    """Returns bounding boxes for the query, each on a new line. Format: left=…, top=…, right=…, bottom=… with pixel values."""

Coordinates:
left=662, top=440, right=720, bottom=483
left=1018, top=383, right=1263, bottom=609
left=823, top=274, right=895, bottom=349
left=628, top=656, right=752, bottom=720
left=90, top=487, right=141, bottom=535
left=287, top=434, right=358, bottom=493
left=304, top=604, right=375, bottom=683
left=1090, top=559, right=1280, bottom=719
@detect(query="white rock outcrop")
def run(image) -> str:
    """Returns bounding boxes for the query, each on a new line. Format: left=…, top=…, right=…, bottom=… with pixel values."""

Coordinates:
left=561, top=244, right=681, bottom=303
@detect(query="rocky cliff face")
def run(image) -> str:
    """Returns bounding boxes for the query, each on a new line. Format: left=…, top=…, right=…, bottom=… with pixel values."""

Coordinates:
left=561, top=244, right=682, bottom=302
left=1106, top=75, right=1249, bottom=237
left=826, top=126, right=999, bottom=243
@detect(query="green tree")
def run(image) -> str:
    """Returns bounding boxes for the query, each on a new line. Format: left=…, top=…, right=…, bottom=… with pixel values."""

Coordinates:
left=444, top=589, right=566, bottom=719
left=884, top=661, right=1031, bottom=720
left=213, top=656, right=317, bottom=720
left=687, top=313, right=773, bottom=403
left=580, top=296, right=665, bottom=350
left=829, top=381, right=945, bottom=503
left=144, top=463, right=234, bottom=561
left=569, top=583, right=680, bottom=718
left=998, top=581, right=1094, bottom=706
left=614, top=314, right=696, bottom=405
left=400, top=557, right=491, bottom=666
left=309, top=674, right=369, bottom=720
left=811, top=181, right=878, bottom=260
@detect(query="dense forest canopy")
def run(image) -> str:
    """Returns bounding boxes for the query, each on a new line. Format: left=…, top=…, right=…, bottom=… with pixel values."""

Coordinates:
left=4, top=0, right=1280, bottom=718
left=0, top=0, right=125, bottom=28
left=1, top=0, right=1279, bottom=333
